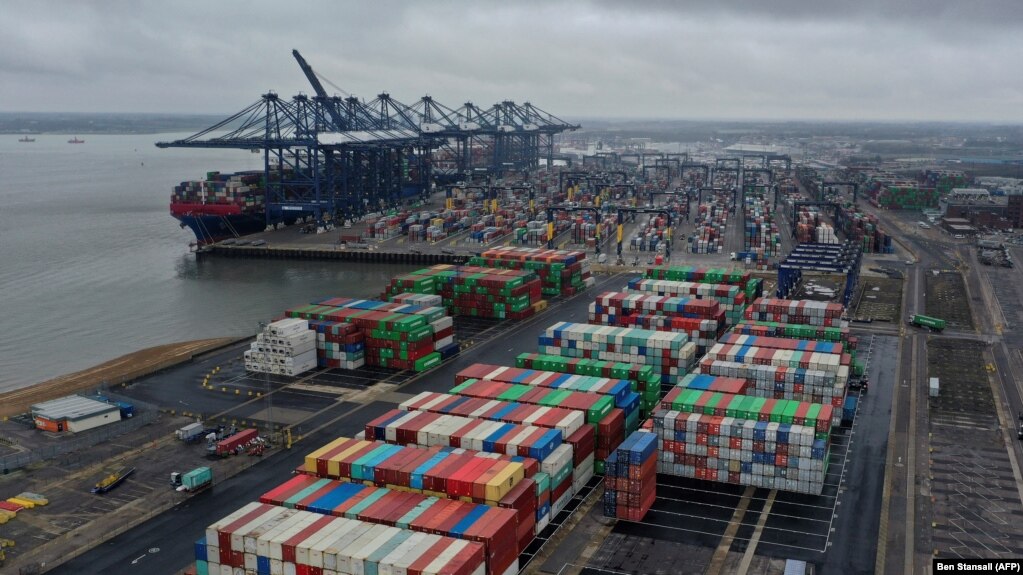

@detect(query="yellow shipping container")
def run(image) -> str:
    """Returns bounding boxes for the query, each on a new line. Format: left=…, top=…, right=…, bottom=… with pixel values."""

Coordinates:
left=326, top=440, right=374, bottom=478
left=484, top=462, right=524, bottom=502
left=304, top=437, right=350, bottom=473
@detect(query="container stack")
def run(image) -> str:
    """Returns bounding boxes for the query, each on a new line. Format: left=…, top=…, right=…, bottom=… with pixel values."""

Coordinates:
left=669, top=373, right=750, bottom=395
left=691, top=200, right=727, bottom=254
left=815, top=223, right=840, bottom=244
left=644, top=266, right=763, bottom=303
left=171, top=170, right=266, bottom=215
left=364, top=408, right=563, bottom=462
left=626, top=278, right=747, bottom=327
left=731, top=320, right=856, bottom=349
left=514, top=353, right=662, bottom=418
left=876, top=184, right=940, bottom=210
left=538, top=322, right=698, bottom=385
left=469, top=247, right=592, bottom=297
left=258, top=476, right=529, bottom=572
left=382, top=265, right=544, bottom=320
left=696, top=358, right=845, bottom=426
left=196, top=503, right=487, bottom=575
left=628, top=214, right=671, bottom=253
left=307, top=320, right=365, bottom=370
left=743, top=194, right=781, bottom=258
left=652, top=404, right=830, bottom=495
left=588, top=291, right=722, bottom=352
left=388, top=292, right=444, bottom=308
left=244, top=318, right=318, bottom=376
left=456, top=365, right=636, bottom=409
left=602, top=431, right=657, bottom=521
left=397, top=390, right=601, bottom=485
left=454, top=363, right=642, bottom=433
left=744, top=298, right=844, bottom=327
left=449, top=380, right=616, bottom=429
left=299, top=438, right=531, bottom=503
left=399, top=391, right=586, bottom=438
left=297, top=436, right=579, bottom=565
left=286, top=298, right=453, bottom=371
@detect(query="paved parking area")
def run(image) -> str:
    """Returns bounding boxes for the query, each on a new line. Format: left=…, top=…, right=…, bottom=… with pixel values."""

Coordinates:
left=925, top=271, right=975, bottom=330
left=926, top=337, right=1023, bottom=560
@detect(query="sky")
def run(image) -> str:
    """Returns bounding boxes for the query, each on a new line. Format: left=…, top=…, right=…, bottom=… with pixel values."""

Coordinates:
left=3, top=0, right=1023, bottom=122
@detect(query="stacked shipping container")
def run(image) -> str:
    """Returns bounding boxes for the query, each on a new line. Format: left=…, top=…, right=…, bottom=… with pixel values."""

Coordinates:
left=652, top=408, right=829, bottom=495
left=538, top=322, right=698, bottom=385
left=258, top=475, right=532, bottom=571
left=514, top=353, right=662, bottom=417
left=243, top=319, right=318, bottom=376
left=285, top=297, right=454, bottom=371
left=382, top=265, right=544, bottom=320
left=588, top=290, right=723, bottom=352
left=743, top=194, right=781, bottom=258
left=602, top=431, right=658, bottom=521
left=644, top=266, right=763, bottom=303
left=172, top=170, right=266, bottom=215
left=469, top=247, right=591, bottom=297
left=197, top=503, right=486, bottom=575
left=626, top=278, right=746, bottom=326
left=744, top=298, right=844, bottom=327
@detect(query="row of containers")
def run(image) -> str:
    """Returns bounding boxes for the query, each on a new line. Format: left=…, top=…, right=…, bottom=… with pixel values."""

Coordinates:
left=383, top=265, right=546, bottom=321
left=743, top=193, right=780, bottom=262
left=269, top=297, right=458, bottom=373
left=690, top=194, right=728, bottom=254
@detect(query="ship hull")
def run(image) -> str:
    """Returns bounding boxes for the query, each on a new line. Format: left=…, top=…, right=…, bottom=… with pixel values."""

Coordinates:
left=171, top=204, right=267, bottom=244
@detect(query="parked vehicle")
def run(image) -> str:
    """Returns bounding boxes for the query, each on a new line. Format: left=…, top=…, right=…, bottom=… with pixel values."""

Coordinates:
left=171, top=466, right=213, bottom=493
left=175, top=422, right=205, bottom=443
left=208, top=428, right=259, bottom=457
left=909, top=314, right=946, bottom=332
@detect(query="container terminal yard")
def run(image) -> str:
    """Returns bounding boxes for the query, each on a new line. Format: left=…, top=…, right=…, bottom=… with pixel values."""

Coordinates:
left=3, top=56, right=1023, bottom=575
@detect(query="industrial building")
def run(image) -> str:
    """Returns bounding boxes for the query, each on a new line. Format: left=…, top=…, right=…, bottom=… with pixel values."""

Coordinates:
left=31, top=395, right=121, bottom=433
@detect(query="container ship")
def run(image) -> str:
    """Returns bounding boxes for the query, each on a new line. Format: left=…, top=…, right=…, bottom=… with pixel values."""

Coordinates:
left=170, top=170, right=270, bottom=244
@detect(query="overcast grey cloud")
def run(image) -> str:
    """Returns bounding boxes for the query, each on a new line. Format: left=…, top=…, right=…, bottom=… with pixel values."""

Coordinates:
left=2, top=0, right=1022, bottom=121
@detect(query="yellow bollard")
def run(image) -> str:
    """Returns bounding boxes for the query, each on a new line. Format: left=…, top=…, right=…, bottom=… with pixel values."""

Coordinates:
left=235, top=389, right=240, bottom=395
left=248, top=391, right=253, bottom=397
left=221, top=387, right=227, bottom=392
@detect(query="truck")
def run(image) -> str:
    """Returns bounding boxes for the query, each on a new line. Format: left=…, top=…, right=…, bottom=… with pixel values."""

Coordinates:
left=171, top=466, right=213, bottom=493
left=175, top=422, right=205, bottom=443
left=909, top=314, right=946, bottom=332
left=208, top=428, right=258, bottom=457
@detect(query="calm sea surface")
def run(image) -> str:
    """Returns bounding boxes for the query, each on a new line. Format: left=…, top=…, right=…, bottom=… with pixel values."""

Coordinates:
left=0, top=133, right=415, bottom=392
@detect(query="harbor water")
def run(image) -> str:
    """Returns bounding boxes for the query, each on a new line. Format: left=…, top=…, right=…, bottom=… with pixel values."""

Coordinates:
left=0, top=133, right=416, bottom=393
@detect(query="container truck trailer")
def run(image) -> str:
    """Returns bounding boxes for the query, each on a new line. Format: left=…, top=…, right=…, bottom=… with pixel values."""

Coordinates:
left=909, top=314, right=946, bottom=332
left=207, top=428, right=258, bottom=457
left=171, top=466, right=213, bottom=492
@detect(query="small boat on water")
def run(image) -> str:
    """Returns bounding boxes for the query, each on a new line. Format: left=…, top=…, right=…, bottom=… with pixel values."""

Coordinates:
left=68, top=137, right=85, bottom=144
left=18, top=136, right=35, bottom=142
left=91, top=466, right=135, bottom=494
